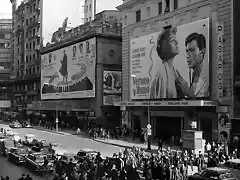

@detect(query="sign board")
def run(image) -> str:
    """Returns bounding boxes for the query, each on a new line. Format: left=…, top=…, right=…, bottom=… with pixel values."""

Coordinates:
left=114, top=100, right=217, bottom=107
left=216, top=21, right=224, bottom=103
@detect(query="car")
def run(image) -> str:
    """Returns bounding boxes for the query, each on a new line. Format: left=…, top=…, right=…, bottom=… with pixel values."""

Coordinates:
left=24, top=152, right=54, bottom=174
left=22, top=122, right=32, bottom=128
left=77, top=148, right=97, bottom=162
left=8, top=147, right=28, bottom=164
left=49, top=142, right=66, bottom=155
left=23, top=134, right=35, bottom=146
left=188, top=167, right=237, bottom=180
left=9, top=122, right=21, bottom=128
left=221, top=159, right=240, bottom=179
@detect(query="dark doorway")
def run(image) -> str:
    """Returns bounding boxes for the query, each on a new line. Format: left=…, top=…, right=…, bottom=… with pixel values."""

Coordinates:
left=200, top=118, right=212, bottom=142
left=155, top=116, right=181, bottom=141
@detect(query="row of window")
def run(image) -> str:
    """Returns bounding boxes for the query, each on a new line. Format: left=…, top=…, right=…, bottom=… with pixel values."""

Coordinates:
left=0, top=33, right=11, bottom=39
left=124, top=0, right=178, bottom=24
left=0, top=52, right=11, bottom=57
left=16, top=0, right=40, bottom=22
left=14, top=81, right=40, bottom=92
left=17, top=66, right=40, bottom=77
left=85, top=4, right=92, bottom=13
left=0, top=43, right=10, bottom=49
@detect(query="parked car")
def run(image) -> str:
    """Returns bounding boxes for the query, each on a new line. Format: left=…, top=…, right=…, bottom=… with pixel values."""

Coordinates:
left=221, top=159, right=240, bottom=179
left=77, top=149, right=97, bottom=162
left=188, top=167, right=237, bottom=180
left=9, top=121, right=21, bottom=128
left=0, top=138, right=15, bottom=156
left=22, top=122, right=32, bottom=128
left=23, top=134, right=35, bottom=146
left=8, top=147, right=28, bottom=164
left=48, top=142, right=66, bottom=155
left=24, top=152, right=54, bottom=174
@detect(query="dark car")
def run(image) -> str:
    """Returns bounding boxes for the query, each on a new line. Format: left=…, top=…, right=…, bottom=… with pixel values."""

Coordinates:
left=8, top=147, right=28, bottom=164
left=24, top=152, right=54, bottom=174
left=188, top=167, right=237, bottom=180
left=77, top=149, right=97, bottom=162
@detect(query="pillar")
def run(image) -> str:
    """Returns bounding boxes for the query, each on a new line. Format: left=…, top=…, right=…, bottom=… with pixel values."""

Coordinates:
left=170, top=0, right=174, bottom=11
left=162, top=0, right=166, bottom=14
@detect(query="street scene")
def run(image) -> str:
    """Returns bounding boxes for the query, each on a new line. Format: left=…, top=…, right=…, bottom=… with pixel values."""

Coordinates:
left=0, top=0, right=239, bottom=179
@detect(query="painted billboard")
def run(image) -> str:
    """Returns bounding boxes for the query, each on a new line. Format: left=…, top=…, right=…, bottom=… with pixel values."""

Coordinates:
left=41, top=38, right=96, bottom=99
left=103, top=70, right=122, bottom=105
left=130, top=18, right=209, bottom=100
left=218, top=113, right=231, bottom=144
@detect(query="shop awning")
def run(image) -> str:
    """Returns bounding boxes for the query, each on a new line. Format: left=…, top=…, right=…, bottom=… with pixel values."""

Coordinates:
left=114, top=100, right=217, bottom=107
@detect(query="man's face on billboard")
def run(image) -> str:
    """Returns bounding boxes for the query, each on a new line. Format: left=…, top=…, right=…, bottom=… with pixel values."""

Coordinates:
left=186, top=39, right=201, bottom=69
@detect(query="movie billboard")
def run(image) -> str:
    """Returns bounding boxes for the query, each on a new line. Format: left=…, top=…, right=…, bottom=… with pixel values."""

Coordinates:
left=103, top=70, right=122, bottom=105
left=218, top=113, right=231, bottom=144
left=41, top=38, right=96, bottom=99
left=130, top=18, right=209, bottom=100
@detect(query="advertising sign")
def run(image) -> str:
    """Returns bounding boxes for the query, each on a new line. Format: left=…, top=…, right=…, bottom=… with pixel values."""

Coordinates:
left=41, top=38, right=96, bottom=99
left=103, top=70, right=122, bottom=105
left=130, top=18, right=209, bottom=100
left=217, top=22, right=224, bottom=103
left=218, top=113, right=230, bottom=144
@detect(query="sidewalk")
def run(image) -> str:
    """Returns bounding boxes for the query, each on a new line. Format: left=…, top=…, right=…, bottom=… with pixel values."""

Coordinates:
left=33, top=126, right=85, bottom=136
left=94, top=136, right=181, bottom=153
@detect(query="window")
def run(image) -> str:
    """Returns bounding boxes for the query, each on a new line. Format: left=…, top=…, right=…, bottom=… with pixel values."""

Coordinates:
left=26, top=32, right=28, bottom=38
left=164, top=25, right=172, bottom=30
left=0, top=34, right=4, bottom=39
left=33, top=41, right=35, bottom=49
left=26, top=19, right=28, bottom=26
left=5, top=43, right=10, bottom=48
left=158, top=2, right=162, bottom=14
left=26, top=69, right=28, bottom=75
left=33, top=15, right=36, bottom=22
left=37, top=66, right=39, bottom=73
left=174, top=0, right=178, bottom=9
left=29, top=42, right=31, bottom=50
left=86, top=6, right=88, bottom=13
left=22, top=19, right=24, bottom=25
left=29, top=55, right=32, bottom=62
left=33, top=3, right=36, bottom=9
left=30, top=6, right=32, bottom=13
left=26, top=55, right=28, bottom=63
left=33, top=67, right=35, bottom=73
left=165, top=0, right=170, bottom=13
left=17, top=48, right=19, bottom=55
left=147, top=7, right=150, bottom=17
left=89, top=17, right=91, bottom=21
left=136, top=10, right=141, bottom=22
left=29, top=68, right=31, bottom=74
left=33, top=53, right=35, bottom=60
left=30, top=18, right=32, bottom=23
left=89, top=4, right=92, bottom=11
left=17, top=37, right=20, bottom=44
left=124, top=15, right=127, bottom=25
left=33, top=29, right=35, bottom=36
left=30, top=30, right=32, bottom=37
left=26, top=43, right=28, bottom=50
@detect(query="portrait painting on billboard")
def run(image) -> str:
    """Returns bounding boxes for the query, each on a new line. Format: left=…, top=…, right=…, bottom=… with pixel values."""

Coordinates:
left=130, top=18, right=209, bottom=100
left=41, top=38, right=96, bottom=100
left=218, top=113, right=230, bottom=144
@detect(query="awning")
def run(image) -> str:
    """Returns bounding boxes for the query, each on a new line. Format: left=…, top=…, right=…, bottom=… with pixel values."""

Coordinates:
left=114, top=100, right=217, bottom=107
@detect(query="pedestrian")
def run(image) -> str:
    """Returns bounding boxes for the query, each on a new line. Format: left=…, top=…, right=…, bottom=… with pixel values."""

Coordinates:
left=0, top=176, right=5, bottom=180
left=158, top=138, right=163, bottom=151
left=5, top=177, right=9, bottom=180
left=18, top=173, right=26, bottom=180
left=25, top=174, right=32, bottom=180
left=77, top=127, right=81, bottom=137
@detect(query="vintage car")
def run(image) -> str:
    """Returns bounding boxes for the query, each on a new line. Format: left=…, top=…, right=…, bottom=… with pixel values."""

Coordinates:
left=8, top=147, right=28, bottom=164
left=221, top=159, right=240, bottom=179
left=23, top=134, right=35, bottom=145
left=9, top=121, right=21, bottom=128
left=77, top=149, right=97, bottom=162
left=22, top=122, right=32, bottom=128
left=48, top=142, right=67, bottom=155
left=24, top=152, right=54, bottom=174
left=188, top=167, right=237, bottom=180
left=0, top=126, right=13, bottom=136
left=0, top=138, right=15, bottom=156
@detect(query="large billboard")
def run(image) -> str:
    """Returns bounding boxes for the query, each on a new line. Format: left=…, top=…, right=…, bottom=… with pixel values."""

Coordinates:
left=41, top=38, right=96, bottom=99
left=218, top=113, right=231, bottom=144
left=130, top=18, right=209, bottom=100
left=103, top=70, right=122, bottom=105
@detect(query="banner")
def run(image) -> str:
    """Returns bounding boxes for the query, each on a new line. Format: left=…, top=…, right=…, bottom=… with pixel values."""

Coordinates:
left=41, top=38, right=96, bottom=99
left=114, top=100, right=217, bottom=107
left=218, top=113, right=230, bottom=144
left=216, top=22, right=224, bottom=103
left=130, top=18, right=209, bottom=100
left=103, top=70, right=122, bottom=105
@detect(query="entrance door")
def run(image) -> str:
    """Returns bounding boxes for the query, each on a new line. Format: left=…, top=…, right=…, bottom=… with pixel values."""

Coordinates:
left=155, top=116, right=181, bottom=141
left=132, top=115, right=141, bottom=131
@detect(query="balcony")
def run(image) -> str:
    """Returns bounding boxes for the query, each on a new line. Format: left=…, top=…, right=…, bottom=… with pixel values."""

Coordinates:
left=27, top=19, right=40, bottom=30
left=34, top=6, right=40, bottom=13
left=15, top=26, right=24, bottom=37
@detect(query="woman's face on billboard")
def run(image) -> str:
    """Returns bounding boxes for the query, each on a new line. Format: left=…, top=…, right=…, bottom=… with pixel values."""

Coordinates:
left=168, top=32, right=179, bottom=56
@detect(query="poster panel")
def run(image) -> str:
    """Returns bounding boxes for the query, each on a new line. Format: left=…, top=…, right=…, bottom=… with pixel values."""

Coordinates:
left=41, top=38, right=96, bottom=99
left=103, top=70, right=122, bottom=105
left=218, top=113, right=230, bottom=144
left=130, top=18, right=209, bottom=100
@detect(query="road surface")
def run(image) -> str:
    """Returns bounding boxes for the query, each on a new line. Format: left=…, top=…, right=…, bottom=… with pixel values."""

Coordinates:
left=0, top=127, right=123, bottom=179
left=12, top=128, right=122, bottom=157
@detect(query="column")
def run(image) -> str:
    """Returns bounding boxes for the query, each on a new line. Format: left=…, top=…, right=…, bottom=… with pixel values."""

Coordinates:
left=162, top=0, right=166, bottom=14
left=170, top=0, right=174, bottom=11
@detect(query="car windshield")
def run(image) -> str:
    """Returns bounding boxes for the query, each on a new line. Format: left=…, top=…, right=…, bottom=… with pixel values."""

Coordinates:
left=16, top=148, right=27, bottom=154
left=35, top=155, right=45, bottom=162
left=5, top=141, right=14, bottom=147
left=220, top=173, right=235, bottom=180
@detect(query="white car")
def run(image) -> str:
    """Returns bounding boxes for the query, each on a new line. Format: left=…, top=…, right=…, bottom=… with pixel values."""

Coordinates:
left=23, top=134, right=35, bottom=145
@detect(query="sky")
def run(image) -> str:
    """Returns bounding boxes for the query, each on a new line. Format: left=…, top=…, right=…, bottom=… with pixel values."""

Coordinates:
left=0, top=0, right=12, bottom=19
left=42, top=0, right=123, bottom=46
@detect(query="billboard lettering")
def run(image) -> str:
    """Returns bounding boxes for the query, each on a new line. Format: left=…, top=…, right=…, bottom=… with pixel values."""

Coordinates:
left=103, top=70, right=122, bottom=105
left=217, top=22, right=224, bottom=103
left=41, top=38, right=96, bottom=100
left=130, top=18, right=210, bottom=100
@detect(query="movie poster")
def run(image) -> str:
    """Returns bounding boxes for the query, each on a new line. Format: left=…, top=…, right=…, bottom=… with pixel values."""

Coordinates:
left=218, top=113, right=230, bottom=144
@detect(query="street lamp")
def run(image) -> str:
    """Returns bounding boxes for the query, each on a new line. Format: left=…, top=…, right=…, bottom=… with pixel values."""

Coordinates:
left=44, top=82, right=59, bottom=132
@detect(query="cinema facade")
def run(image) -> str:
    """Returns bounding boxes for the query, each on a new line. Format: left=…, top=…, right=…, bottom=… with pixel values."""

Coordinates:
left=115, top=0, right=233, bottom=143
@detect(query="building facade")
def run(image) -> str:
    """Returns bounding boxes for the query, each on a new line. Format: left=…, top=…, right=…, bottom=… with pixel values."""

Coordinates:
left=0, top=19, right=12, bottom=110
left=116, top=0, right=233, bottom=142
left=10, top=0, right=41, bottom=112
left=34, top=10, right=122, bottom=127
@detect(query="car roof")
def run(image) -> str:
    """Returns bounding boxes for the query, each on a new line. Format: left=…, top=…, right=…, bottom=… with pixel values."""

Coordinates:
left=25, top=134, right=35, bottom=137
left=206, top=167, right=230, bottom=174
left=226, top=159, right=240, bottom=164
left=80, top=149, right=97, bottom=152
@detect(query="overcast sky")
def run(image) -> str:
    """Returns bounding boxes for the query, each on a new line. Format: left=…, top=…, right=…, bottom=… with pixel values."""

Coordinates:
left=0, top=0, right=12, bottom=19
